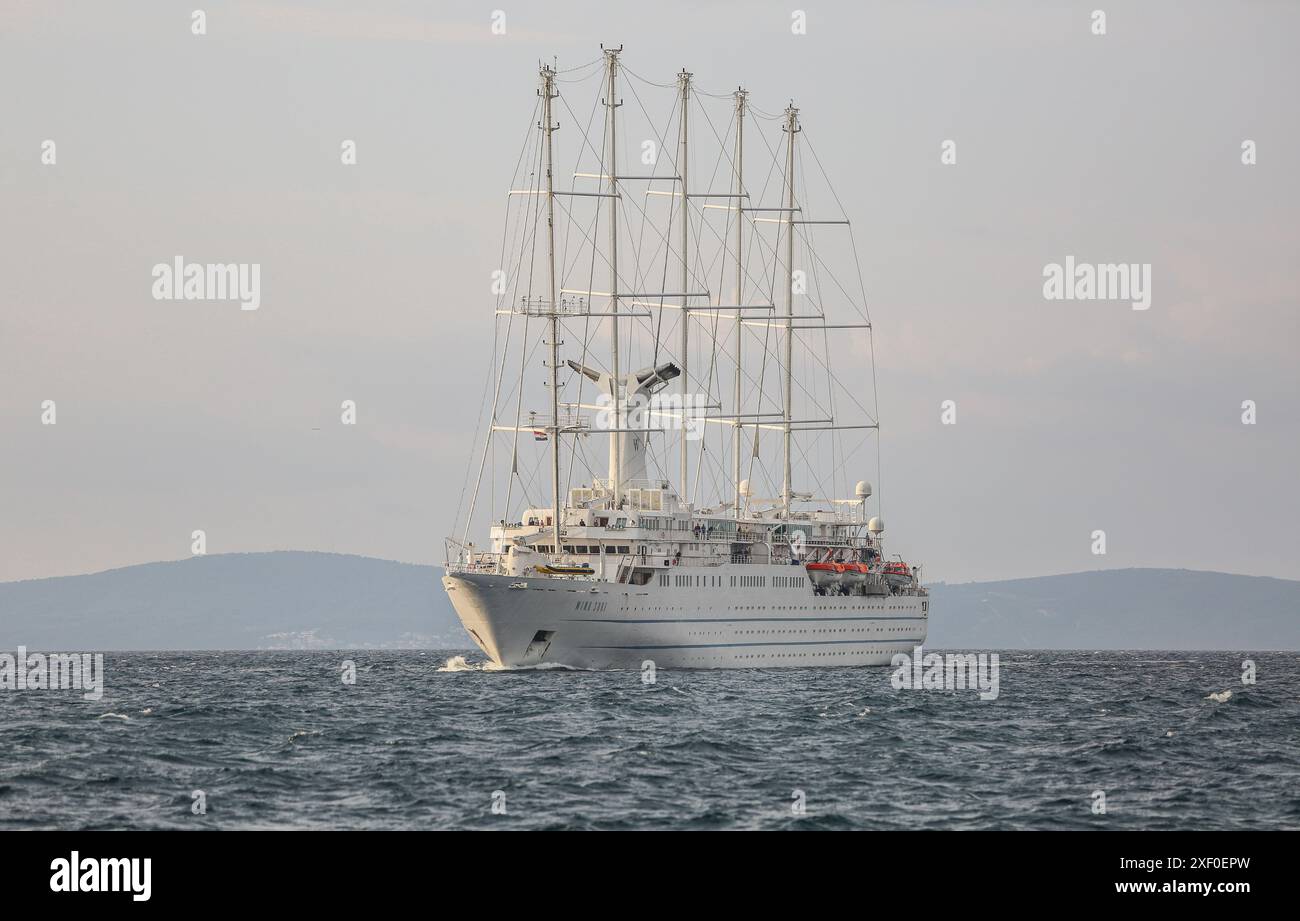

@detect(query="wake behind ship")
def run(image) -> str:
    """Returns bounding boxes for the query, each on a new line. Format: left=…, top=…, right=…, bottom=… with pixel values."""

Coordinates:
left=443, top=47, right=928, bottom=669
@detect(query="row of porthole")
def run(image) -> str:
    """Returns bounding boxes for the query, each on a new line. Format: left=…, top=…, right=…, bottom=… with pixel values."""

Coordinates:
left=618, top=603, right=925, bottom=611
left=685, top=627, right=910, bottom=638
left=735, top=626, right=912, bottom=634
left=734, top=626, right=913, bottom=635
left=728, top=606, right=918, bottom=612
left=682, top=649, right=908, bottom=662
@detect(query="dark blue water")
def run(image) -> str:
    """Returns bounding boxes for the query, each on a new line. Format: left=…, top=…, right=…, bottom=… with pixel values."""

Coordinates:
left=1, top=650, right=1296, bottom=829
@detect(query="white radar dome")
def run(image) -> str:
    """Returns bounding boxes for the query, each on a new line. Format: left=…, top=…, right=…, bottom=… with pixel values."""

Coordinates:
left=855, top=480, right=872, bottom=498
left=738, top=479, right=752, bottom=497
left=867, top=516, right=884, bottom=534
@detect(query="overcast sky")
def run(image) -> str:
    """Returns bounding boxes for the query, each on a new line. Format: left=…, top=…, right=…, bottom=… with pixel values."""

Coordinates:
left=2, top=0, right=1297, bottom=584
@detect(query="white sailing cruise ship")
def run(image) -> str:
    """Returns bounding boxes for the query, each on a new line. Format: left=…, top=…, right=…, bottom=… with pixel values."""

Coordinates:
left=443, top=48, right=928, bottom=669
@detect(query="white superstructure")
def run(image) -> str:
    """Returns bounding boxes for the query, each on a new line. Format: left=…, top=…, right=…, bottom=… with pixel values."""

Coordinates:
left=443, top=49, right=928, bottom=669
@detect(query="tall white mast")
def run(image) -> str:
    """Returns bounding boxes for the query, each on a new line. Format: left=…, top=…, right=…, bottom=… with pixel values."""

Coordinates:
left=541, top=63, right=562, bottom=552
left=604, top=47, right=623, bottom=508
left=781, top=102, right=800, bottom=514
left=677, top=68, right=692, bottom=500
left=732, top=87, right=747, bottom=519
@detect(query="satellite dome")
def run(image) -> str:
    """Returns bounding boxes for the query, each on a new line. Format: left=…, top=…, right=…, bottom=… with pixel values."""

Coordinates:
left=738, top=479, right=752, bottom=497
left=855, top=480, right=872, bottom=498
left=867, top=516, right=884, bottom=534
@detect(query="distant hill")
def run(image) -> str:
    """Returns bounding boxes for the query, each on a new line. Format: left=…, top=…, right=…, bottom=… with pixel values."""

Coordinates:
left=0, top=552, right=461, bottom=650
left=0, top=553, right=1296, bottom=650
left=929, top=568, right=1300, bottom=650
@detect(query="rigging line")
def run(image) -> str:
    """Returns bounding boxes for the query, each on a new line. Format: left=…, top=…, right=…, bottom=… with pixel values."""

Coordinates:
left=463, top=274, right=527, bottom=546
left=787, top=147, right=881, bottom=431
left=647, top=88, right=685, bottom=371
left=623, top=68, right=713, bottom=296
left=792, top=426, right=867, bottom=509
left=554, top=55, right=606, bottom=77
left=556, top=100, right=598, bottom=496
left=460, top=316, right=504, bottom=551
left=455, top=94, right=540, bottom=541
left=551, top=163, right=711, bottom=316
left=556, top=78, right=783, bottom=321
left=503, top=133, right=549, bottom=518
left=745, top=101, right=789, bottom=121
left=685, top=106, right=737, bottom=503
left=795, top=144, right=845, bottom=500
left=616, top=81, right=681, bottom=365
left=513, top=445, right=542, bottom=512
left=823, top=435, right=872, bottom=504
left=748, top=118, right=787, bottom=313
left=692, top=84, right=743, bottom=101
left=691, top=291, right=726, bottom=505
left=690, top=90, right=737, bottom=271
left=553, top=87, right=687, bottom=340
left=866, top=275, right=883, bottom=522
left=783, top=207, right=867, bottom=317
left=800, top=127, right=872, bottom=324
left=686, top=79, right=785, bottom=124
left=555, top=81, right=609, bottom=346
left=650, top=173, right=679, bottom=366
left=560, top=79, right=609, bottom=480
left=779, top=318, right=876, bottom=423
left=634, top=82, right=684, bottom=371
left=560, top=87, right=608, bottom=500
left=710, top=138, right=739, bottom=508
left=809, top=168, right=851, bottom=501
left=556, top=91, right=607, bottom=281
left=557, top=78, right=605, bottom=288
left=692, top=89, right=741, bottom=193
left=618, top=62, right=678, bottom=89
left=622, top=282, right=790, bottom=401
left=701, top=430, right=736, bottom=509
left=561, top=111, right=627, bottom=500
left=814, top=123, right=883, bottom=513
left=464, top=105, right=545, bottom=542
left=626, top=79, right=738, bottom=321
left=614, top=90, right=654, bottom=321
left=694, top=165, right=789, bottom=304
left=743, top=230, right=780, bottom=506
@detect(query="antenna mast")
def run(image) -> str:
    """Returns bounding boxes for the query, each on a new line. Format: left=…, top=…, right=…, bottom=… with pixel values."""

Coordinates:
left=781, top=102, right=800, bottom=514
left=732, top=87, right=747, bottom=519
left=677, top=68, right=692, bottom=500
left=604, top=46, right=623, bottom=507
left=541, top=63, right=562, bottom=552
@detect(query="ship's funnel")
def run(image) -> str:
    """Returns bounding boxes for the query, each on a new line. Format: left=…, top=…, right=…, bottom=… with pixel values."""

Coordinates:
left=565, top=360, right=681, bottom=495
left=566, top=359, right=602, bottom=383
left=634, top=361, right=681, bottom=393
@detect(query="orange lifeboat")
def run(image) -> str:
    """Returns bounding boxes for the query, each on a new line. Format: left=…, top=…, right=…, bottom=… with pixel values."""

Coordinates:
left=840, top=561, right=869, bottom=590
left=804, top=560, right=844, bottom=592
left=882, top=561, right=912, bottom=589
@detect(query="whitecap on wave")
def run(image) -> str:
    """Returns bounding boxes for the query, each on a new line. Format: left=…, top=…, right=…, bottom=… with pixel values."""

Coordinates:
left=436, top=655, right=580, bottom=673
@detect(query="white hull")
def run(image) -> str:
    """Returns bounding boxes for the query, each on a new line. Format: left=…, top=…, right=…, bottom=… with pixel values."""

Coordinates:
left=443, top=564, right=928, bottom=670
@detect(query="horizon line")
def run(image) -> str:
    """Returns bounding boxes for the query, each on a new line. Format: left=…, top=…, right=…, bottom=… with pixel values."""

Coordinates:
left=2, top=549, right=1297, bottom=588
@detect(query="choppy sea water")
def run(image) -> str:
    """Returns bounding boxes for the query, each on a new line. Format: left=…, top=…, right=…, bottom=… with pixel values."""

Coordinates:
left=1, top=650, right=1297, bottom=830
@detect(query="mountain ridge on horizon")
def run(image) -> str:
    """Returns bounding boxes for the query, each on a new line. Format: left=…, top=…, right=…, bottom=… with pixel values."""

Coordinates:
left=0, top=551, right=1296, bottom=651
left=7, top=549, right=1296, bottom=589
